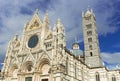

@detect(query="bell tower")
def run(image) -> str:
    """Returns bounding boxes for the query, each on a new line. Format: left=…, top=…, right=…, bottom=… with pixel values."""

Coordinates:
left=82, top=8, right=103, bottom=68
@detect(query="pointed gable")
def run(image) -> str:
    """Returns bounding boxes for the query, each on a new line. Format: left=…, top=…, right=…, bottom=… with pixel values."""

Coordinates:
left=26, top=9, right=42, bottom=31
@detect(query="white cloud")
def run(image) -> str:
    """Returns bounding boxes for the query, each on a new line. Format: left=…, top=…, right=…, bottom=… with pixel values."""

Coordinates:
left=101, top=52, right=120, bottom=69
left=101, top=52, right=120, bottom=64
left=0, top=0, right=33, bottom=60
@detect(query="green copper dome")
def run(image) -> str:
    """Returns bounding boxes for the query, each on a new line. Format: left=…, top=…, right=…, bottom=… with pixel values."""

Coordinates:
left=72, top=49, right=83, bottom=56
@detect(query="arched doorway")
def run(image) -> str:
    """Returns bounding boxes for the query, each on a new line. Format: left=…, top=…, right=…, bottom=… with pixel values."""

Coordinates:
left=9, top=64, right=18, bottom=81
left=41, top=64, right=50, bottom=75
left=38, top=58, right=50, bottom=81
left=22, top=61, right=33, bottom=81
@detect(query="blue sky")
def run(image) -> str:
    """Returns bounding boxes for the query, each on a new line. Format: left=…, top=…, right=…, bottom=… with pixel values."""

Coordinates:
left=0, top=0, right=120, bottom=70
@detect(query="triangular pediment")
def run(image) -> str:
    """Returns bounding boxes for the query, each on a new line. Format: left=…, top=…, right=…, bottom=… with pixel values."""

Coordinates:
left=26, top=10, right=42, bottom=31
left=41, top=53, right=50, bottom=60
left=37, top=50, right=51, bottom=63
left=23, top=50, right=36, bottom=64
left=10, top=57, right=19, bottom=67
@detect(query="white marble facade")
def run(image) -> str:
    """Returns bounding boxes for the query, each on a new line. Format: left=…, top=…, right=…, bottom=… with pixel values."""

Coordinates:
left=0, top=8, right=120, bottom=81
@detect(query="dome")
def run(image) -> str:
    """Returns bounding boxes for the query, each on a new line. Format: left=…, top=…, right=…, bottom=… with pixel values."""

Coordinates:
left=71, top=49, right=83, bottom=57
left=72, top=42, right=80, bottom=50
left=71, top=40, right=83, bottom=56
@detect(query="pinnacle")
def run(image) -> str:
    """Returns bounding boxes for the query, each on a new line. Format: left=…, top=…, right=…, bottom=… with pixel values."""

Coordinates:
left=43, top=10, right=50, bottom=23
left=75, top=37, right=78, bottom=43
left=57, top=18, right=61, bottom=25
left=15, top=32, right=18, bottom=36
left=13, top=33, right=18, bottom=41
left=35, top=9, right=39, bottom=14
left=87, top=5, right=90, bottom=11
left=45, top=10, right=49, bottom=16
left=44, top=10, right=49, bottom=19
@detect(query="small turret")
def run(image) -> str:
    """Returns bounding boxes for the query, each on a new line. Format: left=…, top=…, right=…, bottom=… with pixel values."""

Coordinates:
left=43, top=11, right=50, bottom=30
left=85, top=8, right=92, bottom=17
left=58, top=19, right=65, bottom=35
left=35, top=9, right=39, bottom=15
left=23, top=20, right=29, bottom=32
left=43, top=11, right=49, bottom=23
left=13, top=33, right=18, bottom=41
left=53, top=24, right=57, bottom=36
left=53, top=18, right=66, bottom=47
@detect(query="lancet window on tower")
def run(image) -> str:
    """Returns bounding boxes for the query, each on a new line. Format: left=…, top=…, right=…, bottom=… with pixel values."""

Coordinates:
left=95, top=72, right=100, bottom=81
left=88, top=38, right=92, bottom=42
left=87, top=31, right=92, bottom=36
left=85, top=16, right=91, bottom=20
left=89, top=45, right=92, bottom=50
left=90, top=52, right=93, bottom=56
left=86, top=24, right=92, bottom=29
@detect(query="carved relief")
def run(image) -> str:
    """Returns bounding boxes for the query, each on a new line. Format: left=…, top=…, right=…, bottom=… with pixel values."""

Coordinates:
left=30, top=20, right=40, bottom=30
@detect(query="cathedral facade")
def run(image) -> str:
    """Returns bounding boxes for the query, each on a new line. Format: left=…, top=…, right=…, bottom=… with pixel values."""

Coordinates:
left=0, top=8, right=120, bottom=81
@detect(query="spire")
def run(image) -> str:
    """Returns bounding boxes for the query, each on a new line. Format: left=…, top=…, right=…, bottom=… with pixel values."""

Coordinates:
left=32, top=8, right=40, bottom=20
left=53, top=24, right=56, bottom=31
left=57, top=18, right=61, bottom=23
left=75, top=37, right=77, bottom=43
left=35, top=8, right=39, bottom=15
left=85, top=6, right=92, bottom=17
left=46, top=10, right=49, bottom=16
left=53, top=18, right=65, bottom=34
left=43, top=10, right=50, bottom=24
left=53, top=17, right=66, bottom=47
left=24, top=20, right=29, bottom=29
left=82, top=11, right=84, bottom=17
left=43, top=10, right=50, bottom=31
left=91, top=8, right=93, bottom=12
left=56, top=18, right=62, bottom=28
left=56, top=18, right=62, bottom=33
left=13, top=33, right=18, bottom=41
left=73, top=37, right=80, bottom=50
left=87, top=5, right=90, bottom=11
left=57, top=18, right=62, bottom=27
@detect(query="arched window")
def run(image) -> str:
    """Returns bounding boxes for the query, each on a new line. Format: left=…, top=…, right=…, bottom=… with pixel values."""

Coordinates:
left=10, top=64, right=18, bottom=78
left=90, top=52, right=93, bottom=56
left=86, top=24, right=92, bottom=29
left=112, top=75, right=116, bottom=81
left=87, top=31, right=92, bottom=36
left=88, top=37, right=92, bottom=42
left=24, top=61, right=33, bottom=72
left=27, top=65, right=32, bottom=71
left=96, top=72, right=100, bottom=81
left=66, top=57, right=68, bottom=74
left=41, top=64, right=50, bottom=74
left=89, top=45, right=92, bottom=50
